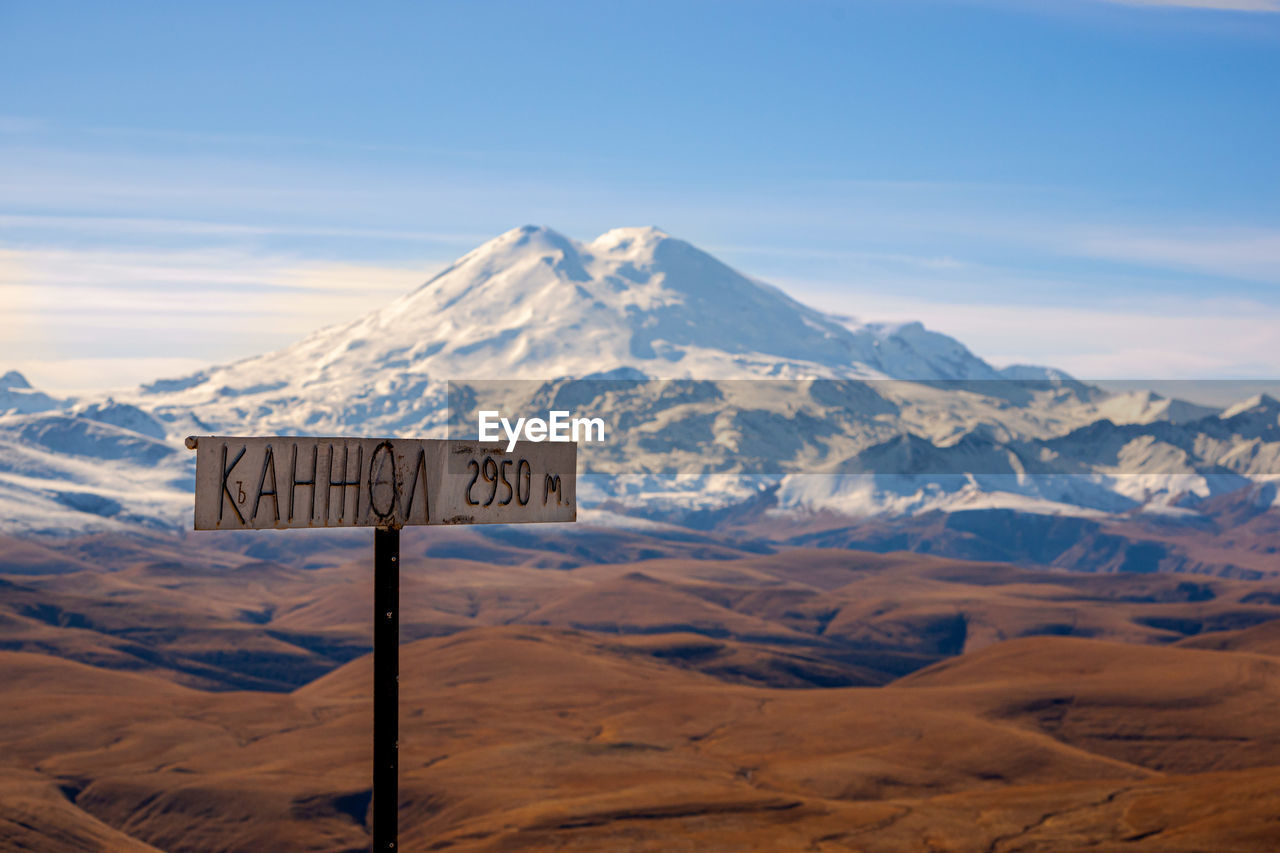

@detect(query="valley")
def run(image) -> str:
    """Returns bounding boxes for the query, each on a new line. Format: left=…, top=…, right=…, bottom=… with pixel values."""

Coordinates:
left=3, top=529, right=1280, bottom=850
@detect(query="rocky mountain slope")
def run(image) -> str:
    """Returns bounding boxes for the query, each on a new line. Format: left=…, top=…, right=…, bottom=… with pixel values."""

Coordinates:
left=0, top=225, right=1275, bottom=536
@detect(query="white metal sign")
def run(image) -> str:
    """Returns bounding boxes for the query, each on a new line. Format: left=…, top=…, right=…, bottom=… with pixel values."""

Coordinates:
left=188, top=436, right=576, bottom=530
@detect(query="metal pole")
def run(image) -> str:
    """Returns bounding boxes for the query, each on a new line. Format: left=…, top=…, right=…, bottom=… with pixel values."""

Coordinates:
left=373, top=526, right=399, bottom=850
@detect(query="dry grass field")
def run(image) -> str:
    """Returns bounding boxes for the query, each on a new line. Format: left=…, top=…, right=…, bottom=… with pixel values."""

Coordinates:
left=2, top=531, right=1280, bottom=850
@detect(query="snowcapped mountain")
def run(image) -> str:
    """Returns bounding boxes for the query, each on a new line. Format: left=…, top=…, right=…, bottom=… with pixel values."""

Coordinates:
left=0, top=370, right=62, bottom=416
left=0, top=225, right=1275, bottom=535
left=119, top=225, right=1020, bottom=438
left=1093, top=390, right=1220, bottom=426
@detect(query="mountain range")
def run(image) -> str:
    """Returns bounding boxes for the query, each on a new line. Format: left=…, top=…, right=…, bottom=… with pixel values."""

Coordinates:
left=1, top=225, right=1277, bottom=545
left=4, top=228, right=1280, bottom=850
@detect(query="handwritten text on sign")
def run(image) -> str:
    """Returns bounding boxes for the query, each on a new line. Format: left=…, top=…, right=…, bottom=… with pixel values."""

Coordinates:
left=190, top=436, right=576, bottom=530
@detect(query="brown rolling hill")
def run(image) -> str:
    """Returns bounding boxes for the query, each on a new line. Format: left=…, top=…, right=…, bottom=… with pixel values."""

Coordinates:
left=5, top=536, right=1280, bottom=693
left=1177, top=617, right=1280, bottom=656
left=3, top=627, right=1280, bottom=850
left=4, top=528, right=1280, bottom=849
left=778, top=504, right=1280, bottom=580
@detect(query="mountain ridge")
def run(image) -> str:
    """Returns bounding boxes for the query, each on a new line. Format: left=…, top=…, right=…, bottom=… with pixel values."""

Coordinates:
left=0, top=224, right=1275, bottom=537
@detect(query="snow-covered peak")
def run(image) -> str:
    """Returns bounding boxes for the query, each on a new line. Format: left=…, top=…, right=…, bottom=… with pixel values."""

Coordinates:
left=100, top=224, right=1108, bottom=446
left=70, top=399, right=168, bottom=440
left=1094, top=390, right=1218, bottom=426
left=0, top=371, right=61, bottom=416
left=131, top=225, right=1028, bottom=433
left=459, top=223, right=581, bottom=266
left=589, top=224, right=668, bottom=249
left=1221, top=393, right=1280, bottom=421
left=860, top=321, right=1003, bottom=383
left=1, top=370, right=31, bottom=390
left=997, top=364, right=1075, bottom=382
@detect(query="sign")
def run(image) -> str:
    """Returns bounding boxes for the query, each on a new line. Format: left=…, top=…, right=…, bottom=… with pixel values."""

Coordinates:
left=188, top=435, right=576, bottom=530
left=187, top=432, right=579, bottom=850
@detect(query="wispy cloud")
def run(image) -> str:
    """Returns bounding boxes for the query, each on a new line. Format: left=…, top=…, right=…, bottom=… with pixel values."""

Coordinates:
left=1075, top=227, right=1280, bottom=284
left=6, top=357, right=213, bottom=398
left=0, top=213, right=490, bottom=245
left=81, top=123, right=492, bottom=160
left=708, top=242, right=971, bottom=272
left=1098, top=0, right=1280, bottom=11
left=0, top=116, right=48, bottom=134
left=780, top=274, right=1280, bottom=378
left=0, top=246, right=438, bottom=295
left=0, top=246, right=442, bottom=392
left=897, top=298, right=1280, bottom=378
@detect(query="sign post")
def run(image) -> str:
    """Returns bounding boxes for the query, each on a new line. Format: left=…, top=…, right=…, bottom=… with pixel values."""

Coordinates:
left=373, top=525, right=398, bottom=851
left=186, top=435, right=576, bottom=851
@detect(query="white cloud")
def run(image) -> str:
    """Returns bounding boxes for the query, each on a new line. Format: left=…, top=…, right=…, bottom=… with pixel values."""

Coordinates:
left=8, top=357, right=213, bottom=397
left=0, top=213, right=489, bottom=245
left=1075, top=228, right=1280, bottom=284
left=0, top=246, right=444, bottom=392
left=783, top=280, right=1280, bottom=378
left=0, top=246, right=437, bottom=296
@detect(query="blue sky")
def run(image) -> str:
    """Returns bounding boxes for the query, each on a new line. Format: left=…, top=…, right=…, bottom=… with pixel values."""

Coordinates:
left=2, top=0, right=1278, bottom=391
